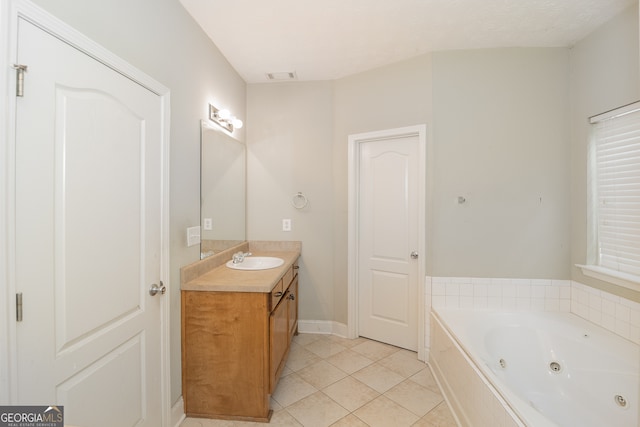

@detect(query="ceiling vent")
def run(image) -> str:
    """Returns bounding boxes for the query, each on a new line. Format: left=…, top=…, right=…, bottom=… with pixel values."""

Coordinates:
left=266, top=71, right=297, bottom=81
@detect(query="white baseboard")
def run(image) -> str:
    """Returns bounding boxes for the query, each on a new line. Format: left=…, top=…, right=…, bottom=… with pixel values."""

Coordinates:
left=171, top=396, right=185, bottom=427
left=298, top=320, right=348, bottom=338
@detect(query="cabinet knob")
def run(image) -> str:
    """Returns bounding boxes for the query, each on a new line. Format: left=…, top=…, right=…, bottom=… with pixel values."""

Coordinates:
left=288, top=293, right=295, bottom=301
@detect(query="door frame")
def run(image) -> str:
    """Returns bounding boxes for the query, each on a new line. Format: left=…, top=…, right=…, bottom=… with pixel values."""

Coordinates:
left=347, top=125, right=427, bottom=361
left=0, top=1, right=172, bottom=424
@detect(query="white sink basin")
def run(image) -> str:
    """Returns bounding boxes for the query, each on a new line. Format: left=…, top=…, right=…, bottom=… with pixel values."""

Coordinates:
left=226, top=256, right=284, bottom=270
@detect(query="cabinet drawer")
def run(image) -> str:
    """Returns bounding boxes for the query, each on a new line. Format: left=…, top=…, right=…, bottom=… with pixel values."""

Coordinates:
left=270, top=278, right=284, bottom=309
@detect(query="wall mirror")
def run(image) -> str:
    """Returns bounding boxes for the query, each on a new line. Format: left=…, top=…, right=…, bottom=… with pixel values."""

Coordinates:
left=200, top=120, right=246, bottom=258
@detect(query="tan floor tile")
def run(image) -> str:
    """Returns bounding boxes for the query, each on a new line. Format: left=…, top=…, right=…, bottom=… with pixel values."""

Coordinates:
left=324, top=335, right=369, bottom=349
left=322, top=376, right=380, bottom=412
left=286, top=344, right=322, bottom=372
left=377, top=350, right=426, bottom=379
left=329, top=414, right=370, bottom=426
left=180, top=417, right=235, bottom=426
left=351, top=363, right=405, bottom=393
left=350, top=340, right=400, bottom=361
left=297, top=360, right=348, bottom=389
left=326, top=349, right=375, bottom=374
left=286, top=392, right=349, bottom=427
left=408, top=367, right=442, bottom=395
left=384, top=379, right=443, bottom=417
left=268, top=410, right=304, bottom=426
left=272, top=373, right=318, bottom=408
left=412, top=402, right=457, bottom=427
left=180, top=419, right=206, bottom=427
left=353, top=395, right=419, bottom=427
left=281, top=365, right=295, bottom=377
left=293, top=333, right=324, bottom=347
left=305, top=338, right=348, bottom=358
left=183, top=338, right=453, bottom=427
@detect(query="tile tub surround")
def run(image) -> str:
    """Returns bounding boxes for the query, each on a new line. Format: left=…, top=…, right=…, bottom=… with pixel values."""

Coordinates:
left=571, top=281, right=640, bottom=345
left=181, top=334, right=458, bottom=427
left=430, top=277, right=572, bottom=312
left=428, top=277, right=640, bottom=345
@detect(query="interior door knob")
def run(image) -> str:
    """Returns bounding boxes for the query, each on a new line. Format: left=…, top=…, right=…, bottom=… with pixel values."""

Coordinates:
left=411, top=251, right=419, bottom=259
left=149, top=281, right=166, bottom=296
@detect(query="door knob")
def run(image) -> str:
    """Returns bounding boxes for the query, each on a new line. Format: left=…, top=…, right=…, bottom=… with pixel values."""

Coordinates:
left=411, top=251, right=419, bottom=259
left=149, top=281, right=166, bottom=296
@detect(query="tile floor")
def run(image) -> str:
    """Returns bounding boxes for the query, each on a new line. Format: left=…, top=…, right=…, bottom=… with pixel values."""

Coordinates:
left=181, top=333, right=457, bottom=427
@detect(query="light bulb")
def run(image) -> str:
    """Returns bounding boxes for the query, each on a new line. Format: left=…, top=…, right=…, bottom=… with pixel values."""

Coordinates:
left=232, top=118, right=243, bottom=129
left=218, top=109, right=231, bottom=120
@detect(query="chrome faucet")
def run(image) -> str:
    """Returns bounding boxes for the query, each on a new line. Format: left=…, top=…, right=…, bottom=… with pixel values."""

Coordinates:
left=232, top=251, right=252, bottom=264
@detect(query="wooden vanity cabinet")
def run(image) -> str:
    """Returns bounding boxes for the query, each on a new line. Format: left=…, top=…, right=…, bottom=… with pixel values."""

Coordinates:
left=182, top=259, right=299, bottom=422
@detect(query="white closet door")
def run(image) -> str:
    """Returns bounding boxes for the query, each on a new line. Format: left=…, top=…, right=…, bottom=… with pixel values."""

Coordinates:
left=14, top=17, right=164, bottom=426
left=357, top=134, right=419, bottom=351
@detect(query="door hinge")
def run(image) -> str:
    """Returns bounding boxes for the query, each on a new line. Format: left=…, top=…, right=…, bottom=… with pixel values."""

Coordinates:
left=16, top=292, right=23, bottom=322
left=12, top=64, right=28, bottom=97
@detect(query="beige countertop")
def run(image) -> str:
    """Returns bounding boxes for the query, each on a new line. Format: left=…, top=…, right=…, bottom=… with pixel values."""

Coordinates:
left=181, top=250, right=300, bottom=293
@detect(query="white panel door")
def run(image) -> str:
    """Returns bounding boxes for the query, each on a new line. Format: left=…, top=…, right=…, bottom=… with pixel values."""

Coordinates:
left=358, top=135, right=419, bottom=350
left=14, top=17, right=164, bottom=426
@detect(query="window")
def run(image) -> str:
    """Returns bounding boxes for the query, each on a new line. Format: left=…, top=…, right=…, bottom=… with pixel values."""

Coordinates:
left=580, top=101, right=640, bottom=291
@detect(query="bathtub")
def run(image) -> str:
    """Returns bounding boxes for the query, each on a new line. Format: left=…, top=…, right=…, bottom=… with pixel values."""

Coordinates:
left=429, top=309, right=639, bottom=427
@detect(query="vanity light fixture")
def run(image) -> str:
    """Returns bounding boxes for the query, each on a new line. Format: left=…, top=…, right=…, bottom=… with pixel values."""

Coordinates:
left=209, top=104, right=243, bottom=132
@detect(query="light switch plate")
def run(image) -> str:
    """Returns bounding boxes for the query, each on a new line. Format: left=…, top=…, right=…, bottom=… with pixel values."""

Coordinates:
left=187, top=226, right=201, bottom=246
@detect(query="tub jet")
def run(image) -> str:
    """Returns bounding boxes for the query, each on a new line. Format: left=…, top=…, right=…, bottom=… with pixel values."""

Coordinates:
left=549, top=361, right=562, bottom=372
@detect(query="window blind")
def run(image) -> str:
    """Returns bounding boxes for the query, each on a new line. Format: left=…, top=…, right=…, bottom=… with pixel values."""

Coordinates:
left=591, top=103, right=640, bottom=276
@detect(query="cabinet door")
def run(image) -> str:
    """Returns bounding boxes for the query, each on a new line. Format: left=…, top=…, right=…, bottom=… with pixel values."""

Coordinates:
left=270, top=295, right=289, bottom=392
left=182, top=291, right=270, bottom=419
left=288, top=277, right=298, bottom=340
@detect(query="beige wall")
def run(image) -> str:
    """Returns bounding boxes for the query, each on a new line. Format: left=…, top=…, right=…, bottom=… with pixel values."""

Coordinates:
left=246, top=57, right=434, bottom=324
left=247, top=4, right=640, bottom=323
left=569, top=3, right=640, bottom=301
left=332, top=55, right=434, bottom=324
left=30, top=0, right=247, bottom=404
left=248, top=48, right=574, bottom=323
left=431, top=48, right=571, bottom=279
left=246, top=82, right=335, bottom=321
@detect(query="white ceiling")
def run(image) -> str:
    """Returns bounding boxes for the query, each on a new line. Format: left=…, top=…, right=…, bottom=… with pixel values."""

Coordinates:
left=179, top=0, right=635, bottom=83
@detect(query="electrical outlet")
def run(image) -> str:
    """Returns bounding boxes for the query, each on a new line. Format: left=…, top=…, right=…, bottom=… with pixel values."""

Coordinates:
left=187, top=226, right=201, bottom=247
left=282, top=218, right=291, bottom=232
left=203, top=218, right=212, bottom=230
